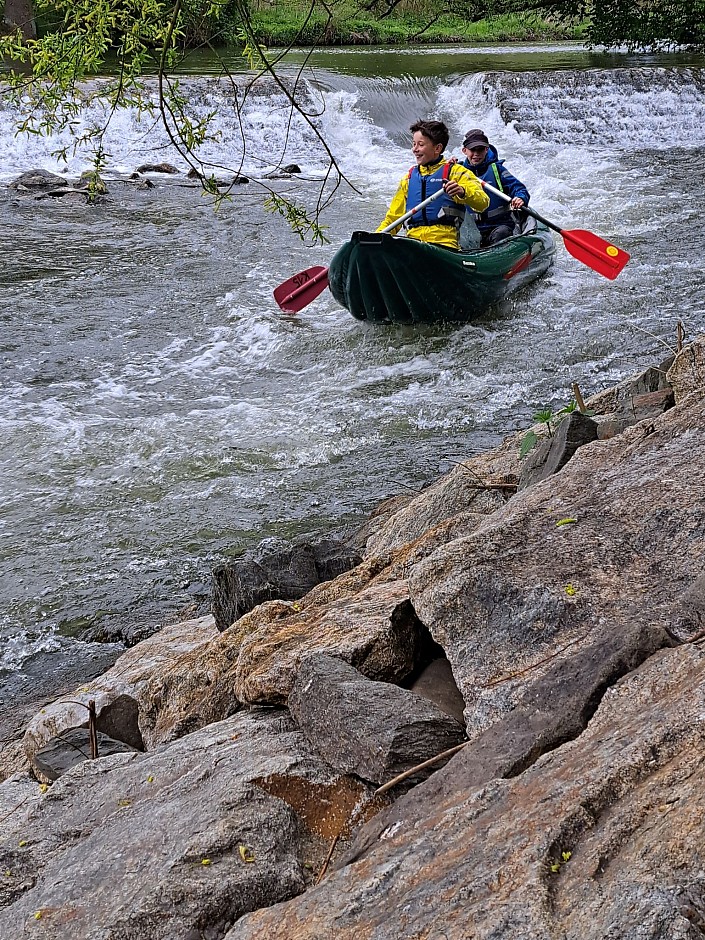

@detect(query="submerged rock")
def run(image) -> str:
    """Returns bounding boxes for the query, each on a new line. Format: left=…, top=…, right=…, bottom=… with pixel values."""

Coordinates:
left=8, top=168, right=66, bottom=192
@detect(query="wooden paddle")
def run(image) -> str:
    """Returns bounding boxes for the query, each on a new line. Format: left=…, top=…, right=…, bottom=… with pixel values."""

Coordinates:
left=273, top=186, right=449, bottom=313
left=479, top=179, right=630, bottom=280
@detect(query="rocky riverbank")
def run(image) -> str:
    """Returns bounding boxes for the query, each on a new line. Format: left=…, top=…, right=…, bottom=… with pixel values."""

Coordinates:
left=1, top=335, right=704, bottom=939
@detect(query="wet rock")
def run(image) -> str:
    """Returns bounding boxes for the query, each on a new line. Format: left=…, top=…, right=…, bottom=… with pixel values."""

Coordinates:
left=518, top=411, right=599, bottom=491
left=31, top=728, right=139, bottom=783
left=135, top=162, right=179, bottom=174
left=586, top=363, right=674, bottom=415
left=289, top=654, right=465, bottom=786
left=597, top=387, right=675, bottom=439
left=8, top=168, right=66, bottom=192
left=212, top=535, right=362, bottom=632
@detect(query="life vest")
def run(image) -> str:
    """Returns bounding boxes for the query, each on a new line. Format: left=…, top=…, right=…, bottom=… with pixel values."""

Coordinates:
left=405, top=162, right=465, bottom=228
left=463, top=159, right=516, bottom=226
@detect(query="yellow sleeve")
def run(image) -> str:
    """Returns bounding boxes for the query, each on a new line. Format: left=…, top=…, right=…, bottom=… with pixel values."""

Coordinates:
left=450, top=163, right=490, bottom=212
left=376, top=175, right=410, bottom=235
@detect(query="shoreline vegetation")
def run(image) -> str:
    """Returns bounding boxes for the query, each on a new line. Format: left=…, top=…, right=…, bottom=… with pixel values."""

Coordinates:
left=26, top=2, right=587, bottom=49
left=247, top=7, right=586, bottom=48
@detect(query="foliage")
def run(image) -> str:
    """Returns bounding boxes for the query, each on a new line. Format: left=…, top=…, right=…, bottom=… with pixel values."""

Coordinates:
left=519, top=400, right=584, bottom=459
left=248, top=2, right=584, bottom=46
left=0, top=0, right=351, bottom=238
left=2, top=0, right=703, bottom=242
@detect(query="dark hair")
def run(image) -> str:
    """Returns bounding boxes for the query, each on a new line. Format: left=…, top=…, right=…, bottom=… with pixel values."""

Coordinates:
left=410, top=119, right=449, bottom=151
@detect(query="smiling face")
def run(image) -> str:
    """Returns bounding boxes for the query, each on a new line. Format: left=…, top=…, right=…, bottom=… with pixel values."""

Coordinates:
left=412, top=131, right=444, bottom=165
left=462, top=144, right=489, bottom=166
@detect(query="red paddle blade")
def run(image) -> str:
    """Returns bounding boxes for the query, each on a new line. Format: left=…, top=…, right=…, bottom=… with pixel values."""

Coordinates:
left=561, top=229, right=630, bottom=280
left=273, top=265, right=329, bottom=313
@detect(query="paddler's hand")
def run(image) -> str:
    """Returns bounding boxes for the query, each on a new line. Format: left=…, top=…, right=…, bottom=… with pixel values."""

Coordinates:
left=443, top=180, right=465, bottom=199
left=510, top=197, right=525, bottom=210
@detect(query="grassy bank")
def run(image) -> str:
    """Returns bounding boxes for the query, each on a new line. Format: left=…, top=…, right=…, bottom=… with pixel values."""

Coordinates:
left=27, top=0, right=586, bottom=49
left=249, top=1, right=586, bottom=47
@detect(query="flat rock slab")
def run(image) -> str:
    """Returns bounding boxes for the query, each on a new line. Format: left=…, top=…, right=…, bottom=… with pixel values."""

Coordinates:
left=230, top=644, right=705, bottom=939
left=0, top=709, right=377, bottom=940
left=31, top=728, right=139, bottom=783
left=289, top=654, right=465, bottom=786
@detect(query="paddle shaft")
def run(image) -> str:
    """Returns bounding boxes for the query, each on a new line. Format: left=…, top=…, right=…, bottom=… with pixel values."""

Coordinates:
left=477, top=179, right=630, bottom=280
left=478, top=179, right=562, bottom=235
left=379, top=183, right=447, bottom=233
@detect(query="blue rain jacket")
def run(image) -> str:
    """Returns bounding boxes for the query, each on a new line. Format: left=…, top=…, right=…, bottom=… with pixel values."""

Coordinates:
left=462, top=144, right=530, bottom=235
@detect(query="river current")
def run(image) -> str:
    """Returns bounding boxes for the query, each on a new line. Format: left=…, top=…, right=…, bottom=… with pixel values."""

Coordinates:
left=2, top=43, right=704, bottom=679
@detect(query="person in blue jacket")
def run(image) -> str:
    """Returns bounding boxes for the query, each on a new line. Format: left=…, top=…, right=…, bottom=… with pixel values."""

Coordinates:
left=460, top=129, right=530, bottom=246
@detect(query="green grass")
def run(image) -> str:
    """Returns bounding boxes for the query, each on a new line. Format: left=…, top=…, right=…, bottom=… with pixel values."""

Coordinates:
left=250, top=5, right=586, bottom=47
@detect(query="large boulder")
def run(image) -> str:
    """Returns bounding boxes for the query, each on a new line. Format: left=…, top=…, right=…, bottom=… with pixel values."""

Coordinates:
left=234, top=579, right=425, bottom=705
left=8, top=168, right=65, bottom=192
left=289, top=654, right=465, bottom=786
left=231, top=643, right=705, bottom=939
left=0, top=709, right=379, bottom=940
left=407, top=388, right=705, bottom=739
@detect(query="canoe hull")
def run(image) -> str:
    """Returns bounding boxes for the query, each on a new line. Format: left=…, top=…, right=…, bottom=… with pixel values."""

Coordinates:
left=328, top=226, right=555, bottom=324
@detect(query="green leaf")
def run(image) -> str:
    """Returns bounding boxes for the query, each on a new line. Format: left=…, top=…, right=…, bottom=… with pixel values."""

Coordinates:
left=519, top=430, right=539, bottom=459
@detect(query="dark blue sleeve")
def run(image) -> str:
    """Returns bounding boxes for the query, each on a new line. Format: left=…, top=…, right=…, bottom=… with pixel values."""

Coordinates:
left=499, top=166, right=530, bottom=204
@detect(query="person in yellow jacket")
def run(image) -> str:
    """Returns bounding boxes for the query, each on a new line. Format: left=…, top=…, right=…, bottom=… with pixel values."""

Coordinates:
left=377, top=119, right=490, bottom=251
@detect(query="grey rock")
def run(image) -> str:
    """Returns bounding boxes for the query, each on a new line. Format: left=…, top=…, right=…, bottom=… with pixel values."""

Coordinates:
left=0, top=709, right=376, bottom=939
left=518, top=411, right=598, bottom=491
left=409, top=656, right=466, bottom=724
left=289, top=654, right=465, bottom=786
left=409, top=390, right=705, bottom=742
left=31, top=727, right=139, bottom=783
left=8, top=168, right=66, bottom=191
left=232, top=644, right=705, bottom=940
left=135, top=162, right=179, bottom=174
left=212, top=536, right=362, bottom=632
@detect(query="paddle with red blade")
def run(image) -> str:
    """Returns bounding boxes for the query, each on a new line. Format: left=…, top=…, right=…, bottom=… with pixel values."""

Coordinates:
left=274, top=186, right=449, bottom=313
left=480, top=179, right=630, bottom=280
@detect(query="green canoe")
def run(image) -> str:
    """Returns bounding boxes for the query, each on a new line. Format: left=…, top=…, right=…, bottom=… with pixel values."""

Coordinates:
left=328, top=218, right=555, bottom=324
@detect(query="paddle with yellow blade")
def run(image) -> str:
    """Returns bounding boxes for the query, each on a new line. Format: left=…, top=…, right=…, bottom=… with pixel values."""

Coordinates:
left=273, top=186, right=449, bottom=313
left=480, top=179, right=630, bottom=280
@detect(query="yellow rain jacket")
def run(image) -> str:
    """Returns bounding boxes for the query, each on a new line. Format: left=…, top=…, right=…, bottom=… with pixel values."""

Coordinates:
left=376, top=157, right=490, bottom=250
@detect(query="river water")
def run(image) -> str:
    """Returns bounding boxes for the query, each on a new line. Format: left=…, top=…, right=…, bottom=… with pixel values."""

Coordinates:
left=2, top=43, right=704, bottom=681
